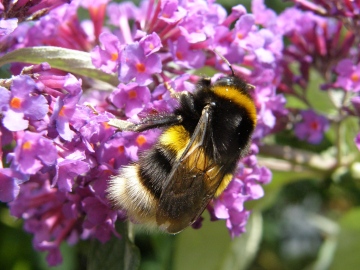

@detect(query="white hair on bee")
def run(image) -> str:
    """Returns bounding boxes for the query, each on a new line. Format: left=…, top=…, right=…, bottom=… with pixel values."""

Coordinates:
left=107, top=165, right=158, bottom=228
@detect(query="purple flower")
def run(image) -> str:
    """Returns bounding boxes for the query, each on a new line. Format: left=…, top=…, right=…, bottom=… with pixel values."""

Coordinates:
left=25, top=2, right=93, bottom=51
left=294, top=110, right=329, bottom=144
left=158, top=0, right=187, bottom=24
left=96, top=135, right=132, bottom=170
left=293, top=0, right=360, bottom=29
left=252, top=0, right=277, bottom=30
left=176, top=3, right=208, bottom=44
left=214, top=180, right=247, bottom=219
left=9, top=131, right=57, bottom=175
left=0, top=168, right=27, bottom=202
left=334, top=59, right=360, bottom=92
left=81, top=0, right=109, bottom=41
left=212, top=160, right=270, bottom=237
left=139, top=32, right=163, bottom=56
left=0, top=0, right=70, bottom=23
left=117, top=129, right=161, bottom=162
left=91, top=32, right=122, bottom=73
left=54, top=155, right=90, bottom=192
left=277, top=7, right=324, bottom=36
left=232, top=14, right=256, bottom=49
left=82, top=196, right=117, bottom=243
left=221, top=5, right=247, bottom=28
left=168, top=36, right=206, bottom=69
left=212, top=174, right=253, bottom=238
left=49, top=74, right=83, bottom=141
left=0, top=18, right=18, bottom=36
left=109, top=82, right=151, bottom=117
left=106, top=1, right=138, bottom=43
left=9, top=177, right=71, bottom=266
left=278, top=7, right=354, bottom=81
left=78, top=112, right=114, bottom=148
left=118, top=42, right=162, bottom=86
left=0, top=76, right=49, bottom=131
left=251, top=79, right=287, bottom=140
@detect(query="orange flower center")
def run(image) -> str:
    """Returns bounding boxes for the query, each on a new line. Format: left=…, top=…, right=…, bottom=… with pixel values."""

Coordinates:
left=128, top=90, right=137, bottom=99
left=136, top=63, right=146, bottom=73
left=22, top=141, right=32, bottom=150
left=176, top=51, right=183, bottom=60
left=237, top=33, right=244, bottom=39
left=59, top=107, right=66, bottom=117
left=111, top=52, right=119, bottom=61
left=310, top=121, right=319, bottom=130
left=10, top=97, right=21, bottom=109
left=118, top=145, right=125, bottom=154
left=351, top=72, right=359, bottom=82
left=103, top=122, right=111, bottom=129
left=136, top=135, right=147, bottom=146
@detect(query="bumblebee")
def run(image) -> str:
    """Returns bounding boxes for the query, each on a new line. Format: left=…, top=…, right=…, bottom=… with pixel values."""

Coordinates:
left=107, top=56, right=257, bottom=233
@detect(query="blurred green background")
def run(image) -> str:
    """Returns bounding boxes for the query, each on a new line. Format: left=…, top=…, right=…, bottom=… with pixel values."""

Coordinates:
left=2, top=0, right=360, bottom=269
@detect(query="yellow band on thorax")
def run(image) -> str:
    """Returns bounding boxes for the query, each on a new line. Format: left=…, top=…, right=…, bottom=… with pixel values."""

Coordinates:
left=159, top=125, right=190, bottom=158
left=212, top=86, right=257, bottom=126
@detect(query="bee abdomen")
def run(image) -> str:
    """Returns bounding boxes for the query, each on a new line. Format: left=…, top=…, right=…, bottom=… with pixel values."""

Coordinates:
left=137, top=146, right=175, bottom=198
left=107, top=164, right=158, bottom=226
left=107, top=144, right=177, bottom=227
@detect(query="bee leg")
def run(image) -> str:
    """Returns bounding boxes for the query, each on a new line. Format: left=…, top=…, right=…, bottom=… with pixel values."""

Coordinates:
left=109, top=114, right=183, bottom=132
left=108, top=119, right=138, bottom=131
left=164, top=81, right=177, bottom=96
left=246, top=83, right=255, bottom=90
left=164, top=81, right=182, bottom=100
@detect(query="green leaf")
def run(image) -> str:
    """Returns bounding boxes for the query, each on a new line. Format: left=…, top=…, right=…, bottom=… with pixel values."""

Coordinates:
left=0, top=46, right=118, bottom=86
left=87, top=222, right=140, bottom=270
left=249, top=168, right=324, bottom=212
left=306, top=70, right=334, bottom=115
left=134, top=231, right=175, bottom=270
left=173, top=211, right=262, bottom=270
left=330, top=208, right=360, bottom=270
left=173, top=215, right=230, bottom=270
left=218, top=211, right=263, bottom=270
left=305, top=214, right=339, bottom=270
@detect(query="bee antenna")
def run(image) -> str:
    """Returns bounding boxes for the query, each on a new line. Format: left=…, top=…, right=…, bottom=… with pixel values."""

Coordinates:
left=213, top=49, right=235, bottom=77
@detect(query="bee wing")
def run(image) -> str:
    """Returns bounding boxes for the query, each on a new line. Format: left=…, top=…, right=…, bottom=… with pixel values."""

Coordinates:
left=156, top=105, right=227, bottom=233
